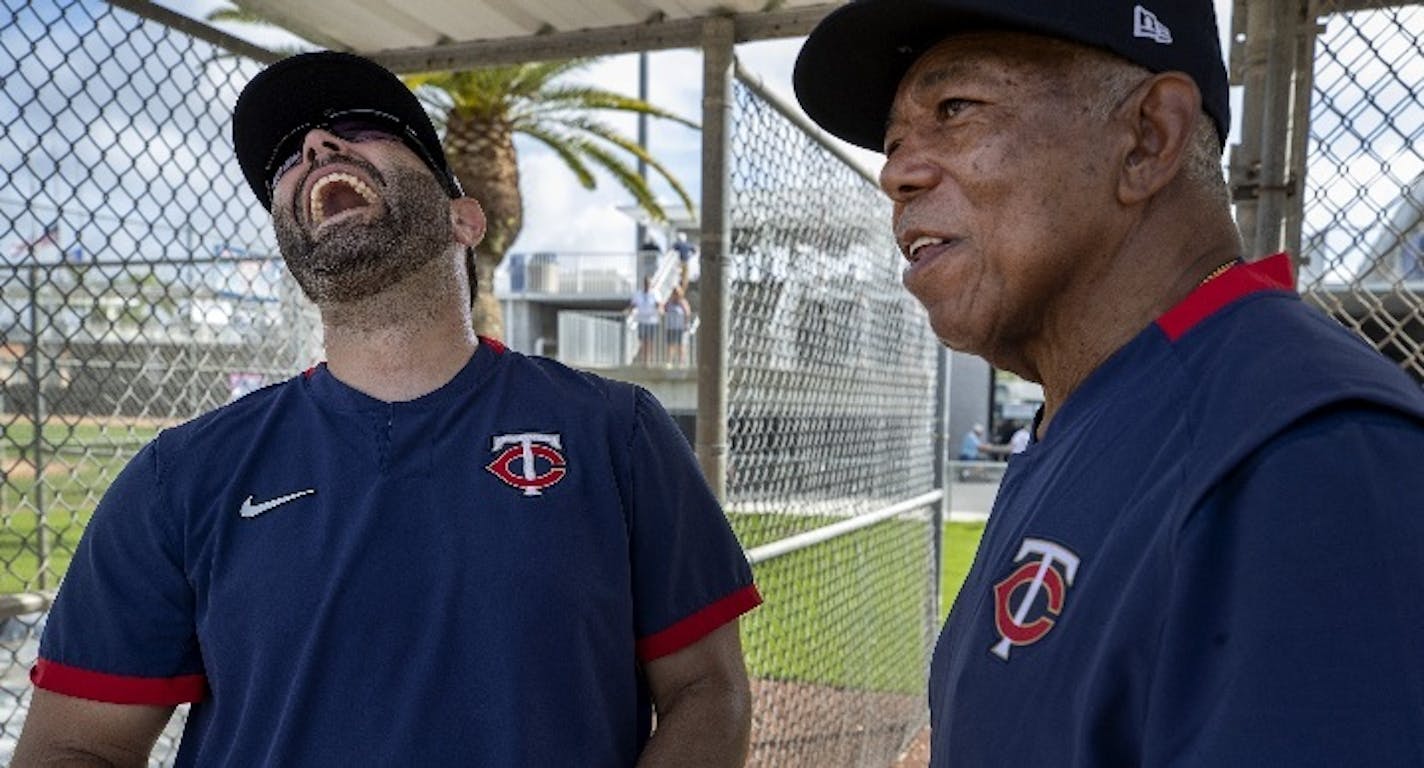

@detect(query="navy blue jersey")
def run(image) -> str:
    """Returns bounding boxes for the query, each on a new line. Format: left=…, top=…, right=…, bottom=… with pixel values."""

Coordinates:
left=36, top=339, right=759, bottom=766
left=930, top=255, right=1424, bottom=766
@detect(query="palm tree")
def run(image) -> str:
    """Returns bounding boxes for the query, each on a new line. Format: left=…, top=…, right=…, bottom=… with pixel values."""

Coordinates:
left=207, top=8, right=696, bottom=340
left=408, top=62, right=695, bottom=339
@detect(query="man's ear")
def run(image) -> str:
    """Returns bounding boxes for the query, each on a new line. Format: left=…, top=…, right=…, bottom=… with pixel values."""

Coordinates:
left=450, top=197, right=486, bottom=247
left=1117, top=72, right=1199, bottom=206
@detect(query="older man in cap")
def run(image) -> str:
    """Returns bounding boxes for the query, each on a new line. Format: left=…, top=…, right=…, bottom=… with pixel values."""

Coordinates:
left=16, top=51, right=759, bottom=766
left=796, top=0, right=1424, bottom=764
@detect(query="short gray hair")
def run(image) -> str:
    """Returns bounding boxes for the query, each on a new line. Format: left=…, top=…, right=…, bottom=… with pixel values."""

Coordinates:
left=1078, top=53, right=1229, bottom=204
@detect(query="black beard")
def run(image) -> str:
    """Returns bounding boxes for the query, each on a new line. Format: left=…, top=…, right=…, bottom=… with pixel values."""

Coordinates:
left=273, top=158, right=455, bottom=304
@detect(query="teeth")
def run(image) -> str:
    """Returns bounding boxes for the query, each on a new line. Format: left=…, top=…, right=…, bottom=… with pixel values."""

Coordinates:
left=309, top=172, right=379, bottom=225
left=908, top=235, right=946, bottom=259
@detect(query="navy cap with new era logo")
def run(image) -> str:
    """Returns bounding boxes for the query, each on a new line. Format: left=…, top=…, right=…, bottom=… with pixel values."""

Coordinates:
left=793, top=0, right=1230, bottom=153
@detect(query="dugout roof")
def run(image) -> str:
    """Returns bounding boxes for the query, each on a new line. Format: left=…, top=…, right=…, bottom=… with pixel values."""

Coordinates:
left=110, top=0, right=842, bottom=71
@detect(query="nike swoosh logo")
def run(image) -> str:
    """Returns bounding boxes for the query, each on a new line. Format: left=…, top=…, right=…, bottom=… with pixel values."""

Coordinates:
left=239, top=489, right=316, bottom=518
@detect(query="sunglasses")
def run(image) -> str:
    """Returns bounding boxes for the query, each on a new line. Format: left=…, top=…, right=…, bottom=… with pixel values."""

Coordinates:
left=263, top=108, right=453, bottom=198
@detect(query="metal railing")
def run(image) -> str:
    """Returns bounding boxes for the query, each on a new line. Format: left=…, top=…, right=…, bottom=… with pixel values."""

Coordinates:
left=495, top=249, right=690, bottom=301
left=557, top=310, right=699, bottom=370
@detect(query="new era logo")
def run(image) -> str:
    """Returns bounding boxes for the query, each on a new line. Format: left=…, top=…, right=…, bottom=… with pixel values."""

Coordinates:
left=1134, top=5, right=1173, bottom=44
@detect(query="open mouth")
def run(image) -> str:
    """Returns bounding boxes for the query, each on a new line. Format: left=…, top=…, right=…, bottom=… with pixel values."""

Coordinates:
left=309, top=172, right=380, bottom=226
left=907, top=235, right=950, bottom=263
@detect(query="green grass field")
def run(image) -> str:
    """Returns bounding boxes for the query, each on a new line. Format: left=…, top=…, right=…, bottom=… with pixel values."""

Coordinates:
left=733, top=512, right=985, bottom=694
left=940, top=520, right=985, bottom=619
left=0, top=416, right=160, bottom=591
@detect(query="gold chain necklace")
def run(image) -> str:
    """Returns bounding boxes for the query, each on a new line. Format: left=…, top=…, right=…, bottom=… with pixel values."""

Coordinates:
left=1198, top=260, right=1237, bottom=286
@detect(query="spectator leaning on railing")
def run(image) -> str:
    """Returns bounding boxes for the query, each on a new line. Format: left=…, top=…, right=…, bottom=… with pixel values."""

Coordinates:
left=663, top=284, right=692, bottom=366
left=628, top=274, right=663, bottom=365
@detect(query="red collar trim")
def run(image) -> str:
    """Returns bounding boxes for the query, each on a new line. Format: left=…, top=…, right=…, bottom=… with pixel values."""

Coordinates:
left=1155, top=253, right=1295, bottom=342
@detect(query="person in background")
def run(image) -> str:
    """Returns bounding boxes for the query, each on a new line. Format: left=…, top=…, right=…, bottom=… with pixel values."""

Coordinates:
left=663, top=284, right=692, bottom=366
left=628, top=275, right=663, bottom=365
left=671, top=232, right=699, bottom=291
left=1007, top=422, right=1031, bottom=455
left=795, top=0, right=1424, bottom=763
left=957, top=423, right=985, bottom=461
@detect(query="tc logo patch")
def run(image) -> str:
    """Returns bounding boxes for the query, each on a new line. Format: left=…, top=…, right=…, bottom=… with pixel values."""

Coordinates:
left=991, top=537, right=1081, bottom=661
left=486, top=432, right=567, bottom=496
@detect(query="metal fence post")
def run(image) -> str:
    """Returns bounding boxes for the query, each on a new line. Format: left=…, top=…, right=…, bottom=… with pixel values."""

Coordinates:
left=1231, top=0, right=1262, bottom=250
left=1255, top=0, right=1301, bottom=260
left=26, top=265, right=47, bottom=590
left=695, top=15, right=734, bottom=501
left=932, top=346, right=950, bottom=623
left=1231, top=0, right=1301, bottom=259
left=1284, top=2, right=1321, bottom=262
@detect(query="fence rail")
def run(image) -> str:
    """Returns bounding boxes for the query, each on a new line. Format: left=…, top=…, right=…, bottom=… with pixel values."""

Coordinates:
left=746, top=491, right=943, bottom=565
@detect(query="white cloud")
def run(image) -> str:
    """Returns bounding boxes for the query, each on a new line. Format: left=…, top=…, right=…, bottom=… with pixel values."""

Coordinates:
left=513, top=141, right=638, bottom=254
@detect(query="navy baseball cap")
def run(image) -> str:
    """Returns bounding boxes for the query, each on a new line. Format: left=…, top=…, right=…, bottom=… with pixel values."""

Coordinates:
left=793, top=0, right=1230, bottom=152
left=233, top=51, right=463, bottom=210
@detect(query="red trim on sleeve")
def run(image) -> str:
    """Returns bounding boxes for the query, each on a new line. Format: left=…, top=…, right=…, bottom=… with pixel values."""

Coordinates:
left=1155, top=253, right=1296, bottom=342
left=31, top=658, right=206, bottom=706
left=637, top=584, right=763, bottom=662
left=478, top=336, right=507, bottom=354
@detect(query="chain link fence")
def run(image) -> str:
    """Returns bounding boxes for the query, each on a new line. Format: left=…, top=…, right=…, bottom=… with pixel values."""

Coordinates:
left=0, top=0, right=321, bottom=758
left=728, top=72, right=942, bottom=767
left=1298, top=2, right=1424, bottom=380
left=6, top=0, right=1423, bottom=764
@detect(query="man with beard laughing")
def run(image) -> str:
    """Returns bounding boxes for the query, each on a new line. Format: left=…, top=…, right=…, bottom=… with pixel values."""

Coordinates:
left=17, top=51, right=760, bottom=767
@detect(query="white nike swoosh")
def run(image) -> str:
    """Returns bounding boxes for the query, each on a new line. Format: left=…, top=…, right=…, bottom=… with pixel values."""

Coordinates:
left=239, top=489, right=316, bottom=518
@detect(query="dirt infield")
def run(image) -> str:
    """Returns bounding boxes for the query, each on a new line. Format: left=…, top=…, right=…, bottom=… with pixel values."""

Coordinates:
left=0, top=459, right=69, bottom=481
left=36, top=414, right=177, bottom=430
left=891, top=726, right=930, bottom=767
left=748, top=678, right=924, bottom=767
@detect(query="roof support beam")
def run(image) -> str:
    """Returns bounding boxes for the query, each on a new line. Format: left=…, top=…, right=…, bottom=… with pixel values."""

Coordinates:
left=695, top=14, right=735, bottom=502
left=368, top=4, right=838, bottom=73
left=105, top=0, right=281, bottom=64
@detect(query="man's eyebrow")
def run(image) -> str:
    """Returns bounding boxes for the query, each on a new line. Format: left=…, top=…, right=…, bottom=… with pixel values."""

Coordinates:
left=913, top=59, right=998, bottom=92
left=916, top=66, right=958, bottom=89
left=885, top=63, right=974, bottom=135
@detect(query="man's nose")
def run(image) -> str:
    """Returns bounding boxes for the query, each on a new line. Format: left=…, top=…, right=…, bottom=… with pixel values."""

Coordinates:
left=299, top=127, right=347, bottom=166
left=879, top=137, right=940, bottom=204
